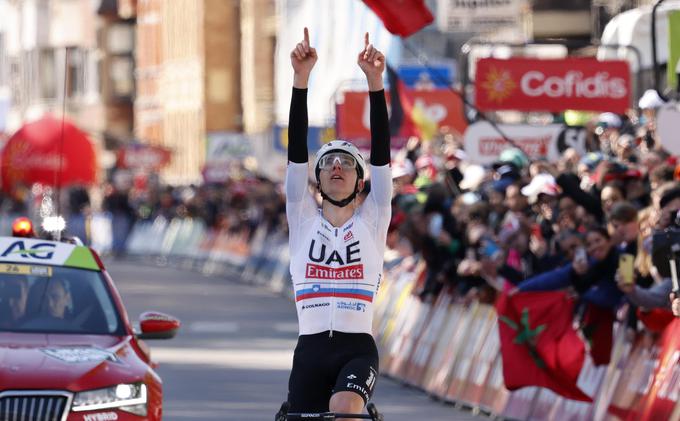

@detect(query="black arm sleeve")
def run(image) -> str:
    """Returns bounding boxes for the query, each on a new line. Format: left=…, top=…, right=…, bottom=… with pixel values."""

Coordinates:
left=369, top=89, right=390, bottom=166
left=288, top=87, right=308, bottom=163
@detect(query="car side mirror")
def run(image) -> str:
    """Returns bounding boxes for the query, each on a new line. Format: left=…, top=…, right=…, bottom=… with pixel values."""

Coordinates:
left=136, top=311, right=180, bottom=340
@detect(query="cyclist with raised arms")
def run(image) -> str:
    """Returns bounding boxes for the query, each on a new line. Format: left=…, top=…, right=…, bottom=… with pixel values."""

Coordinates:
left=284, top=27, right=391, bottom=418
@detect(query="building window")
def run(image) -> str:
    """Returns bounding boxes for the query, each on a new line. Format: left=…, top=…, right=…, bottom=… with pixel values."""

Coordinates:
left=110, top=56, right=134, bottom=98
left=107, top=23, right=135, bottom=54
left=39, top=49, right=57, bottom=100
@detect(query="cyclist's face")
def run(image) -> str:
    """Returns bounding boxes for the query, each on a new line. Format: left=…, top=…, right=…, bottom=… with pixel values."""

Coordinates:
left=318, top=153, right=361, bottom=199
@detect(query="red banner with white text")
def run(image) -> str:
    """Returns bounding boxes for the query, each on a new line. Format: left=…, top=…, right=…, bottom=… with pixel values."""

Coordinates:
left=475, top=58, right=631, bottom=113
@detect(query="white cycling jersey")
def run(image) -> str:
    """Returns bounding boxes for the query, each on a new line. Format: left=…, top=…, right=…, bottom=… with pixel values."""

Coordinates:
left=286, top=162, right=392, bottom=335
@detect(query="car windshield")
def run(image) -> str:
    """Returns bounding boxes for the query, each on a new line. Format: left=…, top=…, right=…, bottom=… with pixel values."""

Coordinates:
left=0, top=264, right=124, bottom=335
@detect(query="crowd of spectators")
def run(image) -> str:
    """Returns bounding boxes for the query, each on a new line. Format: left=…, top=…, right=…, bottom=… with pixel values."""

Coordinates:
left=382, top=89, right=680, bottom=364
left=97, top=170, right=287, bottom=255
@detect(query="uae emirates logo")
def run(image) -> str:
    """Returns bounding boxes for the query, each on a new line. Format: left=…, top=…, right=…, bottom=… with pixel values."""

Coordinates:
left=481, top=66, right=516, bottom=104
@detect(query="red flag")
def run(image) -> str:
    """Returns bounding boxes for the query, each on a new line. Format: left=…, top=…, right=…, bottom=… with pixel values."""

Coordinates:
left=496, top=291, right=592, bottom=402
left=362, top=0, right=434, bottom=37
left=637, top=307, right=675, bottom=333
left=581, top=303, right=614, bottom=366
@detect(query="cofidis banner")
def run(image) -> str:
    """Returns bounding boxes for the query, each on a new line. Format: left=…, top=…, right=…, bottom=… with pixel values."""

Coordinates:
left=475, top=58, right=630, bottom=113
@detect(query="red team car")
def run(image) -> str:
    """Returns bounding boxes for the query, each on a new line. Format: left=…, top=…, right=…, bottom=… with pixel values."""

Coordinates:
left=0, top=219, right=180, bottom=420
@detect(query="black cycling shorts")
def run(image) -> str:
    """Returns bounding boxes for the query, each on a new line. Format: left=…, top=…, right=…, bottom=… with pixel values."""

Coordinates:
left=286, top=331, right=379, bottom=412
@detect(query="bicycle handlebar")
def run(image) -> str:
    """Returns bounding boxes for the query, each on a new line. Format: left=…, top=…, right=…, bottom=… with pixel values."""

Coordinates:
left=275, top=402, right=384, bottom=421
left=285, top=413, right=374, bottom=420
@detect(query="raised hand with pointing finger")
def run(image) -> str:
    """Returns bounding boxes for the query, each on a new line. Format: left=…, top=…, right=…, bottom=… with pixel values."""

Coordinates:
left=357, top=33, right=385, bottom=91
left=291, top=27, right=317, bottom=88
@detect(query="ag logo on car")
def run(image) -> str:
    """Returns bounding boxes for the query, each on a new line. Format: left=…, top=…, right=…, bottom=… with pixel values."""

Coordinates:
left=1, top=241, right=56, bottom=260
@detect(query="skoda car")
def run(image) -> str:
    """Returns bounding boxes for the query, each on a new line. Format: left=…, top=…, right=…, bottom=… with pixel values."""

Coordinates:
left=0, top=220, right=180, bottom=421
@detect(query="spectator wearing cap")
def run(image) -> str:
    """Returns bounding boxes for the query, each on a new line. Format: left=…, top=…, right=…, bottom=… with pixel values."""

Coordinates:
left=577, top=152, right=604, bottom=180
left=492, top=164, right=521, bottom=194
left=414, top=154, right=438, bottom=190
left=442, top=146, right=466, bottom=194
left=596, top=112, right=623, bottom=156
left=638, top=89, right=665, bottom=149
left=597, top=160, right=647, bottom=209
left=392, top=157, right=416, bottom=188
left=459, top=165, right=486, bottom=192
left=391, top=158, right=419, bottom=215
left=521, top=173, right=561, bottom=241
left=497, top=148, right=530, bottom=171
left=639, top=89, right=665, bottom=111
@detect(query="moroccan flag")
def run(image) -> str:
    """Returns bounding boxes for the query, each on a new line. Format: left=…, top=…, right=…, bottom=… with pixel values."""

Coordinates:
left=362, top=0, right=434, bottom=37
left=496, top=291, right=592, bottom=402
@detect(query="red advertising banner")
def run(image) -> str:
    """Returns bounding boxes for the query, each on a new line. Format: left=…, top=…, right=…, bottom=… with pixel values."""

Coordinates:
left=607, top=320, right=680, bottom=421
left=475, top=58, right=631, bottom=113
left=636, top=318, right=680, bottom=420
left=117, top=144, right=172, bottom=170
left=336, top=89, right=468, bottom=141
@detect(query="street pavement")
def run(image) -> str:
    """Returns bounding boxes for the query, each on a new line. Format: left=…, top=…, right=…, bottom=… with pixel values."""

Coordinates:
left=107, top=259, right=486, bottom=420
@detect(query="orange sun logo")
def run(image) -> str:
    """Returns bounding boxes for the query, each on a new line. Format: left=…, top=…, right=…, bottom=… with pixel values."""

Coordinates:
left=480, top=66, right=517, bottom=104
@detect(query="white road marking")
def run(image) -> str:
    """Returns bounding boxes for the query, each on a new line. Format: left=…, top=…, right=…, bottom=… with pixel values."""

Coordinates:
left=273, top=322, right=298, bottom=333
left=189, top=321, right=240, bottom=333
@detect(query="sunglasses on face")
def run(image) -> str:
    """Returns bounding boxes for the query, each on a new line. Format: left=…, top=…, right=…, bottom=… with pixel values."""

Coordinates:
left=318, top=153, right=357, bottom=171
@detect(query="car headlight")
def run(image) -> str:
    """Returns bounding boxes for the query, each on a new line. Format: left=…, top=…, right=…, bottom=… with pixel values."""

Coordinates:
left=72, top=383, right=147, bottom=416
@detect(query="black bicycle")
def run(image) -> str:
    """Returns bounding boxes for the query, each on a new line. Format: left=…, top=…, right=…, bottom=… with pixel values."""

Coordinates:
left=275, top=401, right=384, bottom=420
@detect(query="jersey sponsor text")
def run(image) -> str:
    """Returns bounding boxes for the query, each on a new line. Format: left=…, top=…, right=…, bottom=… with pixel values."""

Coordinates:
left=306, top=263, right=363, bottom=279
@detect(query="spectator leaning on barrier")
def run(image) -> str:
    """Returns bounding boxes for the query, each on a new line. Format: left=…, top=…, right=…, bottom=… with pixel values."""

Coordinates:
left=516, top=225, right=622, bottom=309
left=514, top=225, right=622, bottom=365
left=618, top=185, right=680, bottom=310
left=521, top=173, right=561, bottom=242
